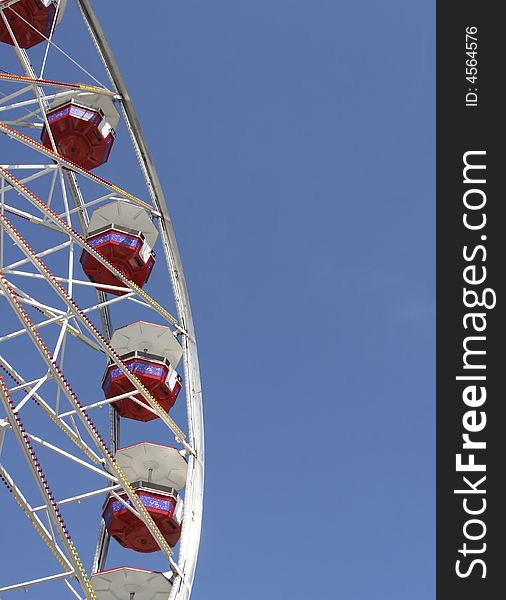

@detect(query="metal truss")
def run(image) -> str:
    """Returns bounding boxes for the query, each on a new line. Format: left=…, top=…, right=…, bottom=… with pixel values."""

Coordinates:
left=0, top=2, right=204, bottom=598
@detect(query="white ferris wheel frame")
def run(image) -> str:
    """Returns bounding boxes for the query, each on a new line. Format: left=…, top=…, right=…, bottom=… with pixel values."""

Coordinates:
left=0, top=1, right=205, bottom=599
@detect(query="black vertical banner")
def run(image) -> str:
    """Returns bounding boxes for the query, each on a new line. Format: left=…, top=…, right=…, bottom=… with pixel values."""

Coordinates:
left=437, top=3, right=506, bottom=598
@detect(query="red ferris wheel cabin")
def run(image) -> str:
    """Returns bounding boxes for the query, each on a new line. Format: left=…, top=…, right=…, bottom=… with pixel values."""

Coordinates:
left=103, top=444, right=188, bottom=553
left=103, top=321, right=183, bottom=422
left=103, top=484, right=182, bottom=552
left=0, top=0, right=65, bottom=49
left=80, top=200, right=158, bottom=295
left=41, top=91, right=119, bottom=170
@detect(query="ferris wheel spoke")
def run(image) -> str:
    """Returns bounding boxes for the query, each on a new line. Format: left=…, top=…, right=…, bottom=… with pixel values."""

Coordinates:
left=58, top=391, right=140, bottom=418
left=2, top=288, right=135, bottom=351
left=0, top=164, right=56, bottom=197
left=32, top=484, right=122, bottom=514
left=0, top=306, right=97, bottom=350
left=0, top=118, right=42, bottom=128
left=0, top=89, right=114, bottom=117
left=0, top=82, right=33, bottom=106
left=8, top=279, right=66, bottom=311
left=52, top=315, right=70, bottom=358
left=8, top=374, right=50, bottom=393
left=0, top=113, right=37, bottom=125
left=0, top=92, right=48, bottom=112
left=4, top=240, right=72, bottom=271
left=0, top=570, right=79, bottom=595
left=81, top=288, right=135, bottom=314
left=1, top=203, right=56, bottom=227
left=0, top=100, right=44, bottom=127
left=26, top=433, right=115, bottom=482
left=0, top=282, right=100, bottom=352
left=13, top=371, right=51, bottom=412
left=0, top=90, right=46, bottom=127
left=57, top=192, right=124, bottom=219
left=0, top=72, right=115, bottom=97
left=2, top=269, right=131, bottom=294
left=58, top=389, right=162, bottom=419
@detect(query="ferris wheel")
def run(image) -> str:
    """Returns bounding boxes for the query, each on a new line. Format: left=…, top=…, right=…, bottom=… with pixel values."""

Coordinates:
left=0, top=2, right=204, bottom=599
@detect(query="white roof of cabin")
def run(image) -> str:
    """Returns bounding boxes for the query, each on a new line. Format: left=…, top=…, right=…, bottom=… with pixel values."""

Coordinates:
left=91, top=567, right=172, bottom=600
left=110, top=321, right=182, bottom=367
left=87, top=200, right=158, bottom=248
left=49, top=89, right=120, bottom=130
left=115, top=443, right=188, bottom=490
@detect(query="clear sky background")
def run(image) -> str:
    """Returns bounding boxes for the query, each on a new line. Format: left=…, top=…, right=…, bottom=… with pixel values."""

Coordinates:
left=1, top=1, right=435, bottom=599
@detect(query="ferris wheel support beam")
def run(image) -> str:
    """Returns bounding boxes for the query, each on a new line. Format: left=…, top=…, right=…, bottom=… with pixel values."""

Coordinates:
left=0, top=306, right=98, bottom=351
left=0, top=571, right=77, bottom=595
left=0, top=165, right=55, bottom=199
left=5, top=240, right=72, bottom=271
left=0, top=73, right=115, bottom=96
left=0, top=83, right=33, bottom=105
left=26, top=433, right=116, bottom=481
left=32, top=484, right=122, bottom=513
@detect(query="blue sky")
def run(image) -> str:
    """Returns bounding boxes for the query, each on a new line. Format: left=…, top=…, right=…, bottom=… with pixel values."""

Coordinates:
left=1, top=1, right=435, bottom=598
left=136, top=2, right=434, bottom=598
